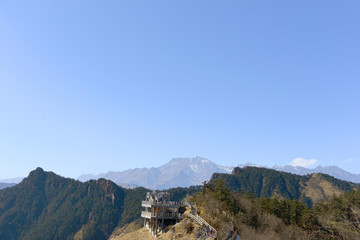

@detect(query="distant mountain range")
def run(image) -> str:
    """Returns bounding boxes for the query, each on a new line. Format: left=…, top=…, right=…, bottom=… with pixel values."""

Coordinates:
left=0, top=182, right=16, bottom=190
left=77, top=157, right=360, bottom=189
left=272, top=165, right=360, bottom=184
left=0, top=177, right=23, bottom=190
left=78, top=157, right=233, bottom=189
left=2, top=157, right=358, bottom=190
left=0, top=177, right=23, bottom=184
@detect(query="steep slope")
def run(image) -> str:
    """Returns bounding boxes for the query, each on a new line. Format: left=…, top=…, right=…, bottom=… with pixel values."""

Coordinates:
left=314, top=190, right=360, bottom=239
left=113, top=179, right=360, bottom=240
left=78, top=157, right=232, bottom=189
left=0, top=168, right=127, bottom=240
left=111, top=216, right=205, bottom=240
left=193, top=181, right=360, bottom=240
left=211, top=167, right=358, bottom=206
left=0, top=168, right=203, bottom=240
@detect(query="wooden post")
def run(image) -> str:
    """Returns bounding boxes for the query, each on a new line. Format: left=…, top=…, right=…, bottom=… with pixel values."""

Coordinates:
left=161, top=205, right=165, bottom=231
left=155, top=207, right=158, bottom=236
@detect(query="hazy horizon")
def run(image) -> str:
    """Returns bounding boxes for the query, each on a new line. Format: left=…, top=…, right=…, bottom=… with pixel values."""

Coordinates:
left=1, top=156, right=359, bottom=181
left=1, top=1, right=359, bottom=179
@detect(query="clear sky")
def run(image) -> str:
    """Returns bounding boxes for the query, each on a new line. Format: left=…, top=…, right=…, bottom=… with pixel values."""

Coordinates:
left=0, top=0, right=359, bottom=179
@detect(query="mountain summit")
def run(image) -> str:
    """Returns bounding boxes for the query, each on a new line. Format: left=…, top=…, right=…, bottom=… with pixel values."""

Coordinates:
left=0, top=167, right=147, bottom=240
left=78, top=157, right=232, bottom=189
left=78, top=157, right=360, bottom=189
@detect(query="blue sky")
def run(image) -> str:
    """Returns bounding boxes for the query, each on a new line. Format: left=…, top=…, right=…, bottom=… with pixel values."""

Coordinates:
left=0, top=0, right=359, bottom=179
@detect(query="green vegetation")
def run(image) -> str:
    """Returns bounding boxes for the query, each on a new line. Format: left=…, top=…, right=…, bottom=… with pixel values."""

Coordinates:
left=119, top=187, right=148, bottom=226
left=194, top=179, right=360, bottom=239
left=118, top=185, right=201, bottom=226
left=211, top=167, right=303, bottom=199
left=0, top=168, right=126, bottom=240
left=167, top=185, right=202, bottom=201
left=0, top=168, right=202, bottom=240
left=211, top=167, right=358, bottom=207
left=314, top=190, right=360, bottom=239
left=0, top=167, right=358, bottom=240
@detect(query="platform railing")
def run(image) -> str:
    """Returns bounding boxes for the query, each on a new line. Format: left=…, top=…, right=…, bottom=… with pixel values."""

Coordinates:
left=141, top=211, right=178, bottom=219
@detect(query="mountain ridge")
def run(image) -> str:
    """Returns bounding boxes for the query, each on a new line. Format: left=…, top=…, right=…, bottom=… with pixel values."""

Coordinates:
left=0, top=167, right=129, bottom=240
left=1, top=166, right=359, bottom=239
left=210, top=166, right=359, bottom=206
left=0, top=167, right=203, bottom=240
left=78, top=157, right=233, bottom=189
left=272, top=164, right=360, bottom=183
left=77, top=157, right=360, bottom=189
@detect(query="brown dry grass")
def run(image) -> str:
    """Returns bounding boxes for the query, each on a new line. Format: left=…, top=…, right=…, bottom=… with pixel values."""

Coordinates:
left=110, top=215, right=202, bottom=240
left=109, top=219, right=144, bottom=240
left=303, top=174, right=344, bottom=203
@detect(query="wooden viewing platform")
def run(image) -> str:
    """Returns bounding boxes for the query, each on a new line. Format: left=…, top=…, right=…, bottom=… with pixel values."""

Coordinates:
left=141, top=192, right=219, bottom=239
left=141, top=191, right=183, bottom=237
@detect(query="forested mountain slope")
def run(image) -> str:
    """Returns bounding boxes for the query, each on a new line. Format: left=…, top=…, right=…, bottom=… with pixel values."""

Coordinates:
left=193, top=180, right=360, bottom=240
left=0, top=168, right=131, bottom=240
left=113, top=179, right=360, bottom=240
left=0, top=168, right=201, bottom=240
left=1, top=166, right=357, bottom=239
left=210, top=167, right=358, bottom=206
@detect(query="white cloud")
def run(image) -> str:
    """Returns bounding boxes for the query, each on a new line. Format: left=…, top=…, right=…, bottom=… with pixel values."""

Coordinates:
left=290, top=158, right=317, bottom=167
left=346, top=158, right=355, bottom=163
